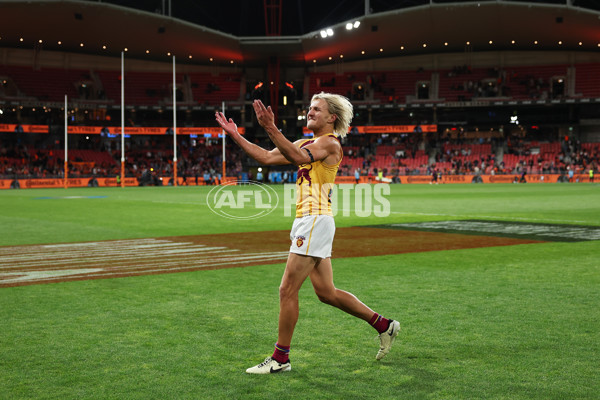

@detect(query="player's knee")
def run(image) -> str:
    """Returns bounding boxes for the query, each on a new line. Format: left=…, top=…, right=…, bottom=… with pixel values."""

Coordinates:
left=315, top=289, right=336, bottom=305
left=279, top=283, right=296, bottom=300
left=278, top=284, right=288, bottom=299
left=317, top=294, right=334, bottom=305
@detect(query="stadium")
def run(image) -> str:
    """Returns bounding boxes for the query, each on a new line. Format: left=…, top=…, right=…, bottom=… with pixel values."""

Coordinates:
left=0, top=0, right=598, bottom=398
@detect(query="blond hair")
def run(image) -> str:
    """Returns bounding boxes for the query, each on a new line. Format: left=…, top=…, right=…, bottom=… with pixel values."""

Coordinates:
left=311, top=92, right=353, bottom=138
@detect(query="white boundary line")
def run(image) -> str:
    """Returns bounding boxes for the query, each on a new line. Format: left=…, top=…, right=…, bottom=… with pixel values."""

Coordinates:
left=0, top=237, right=290, bottom=286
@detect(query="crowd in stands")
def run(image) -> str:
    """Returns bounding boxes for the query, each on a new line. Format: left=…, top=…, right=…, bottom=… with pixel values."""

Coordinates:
left=501, top=135, right=599, bottom=176
left=0, top=66, right=243, bottom=106
left=309, top=63, right=587, bottom=105
left=445, top=65, right=554, bottom=100
left=1, top=130, right=598, bottom=182
left=2, top=62, right=600, bottom=183
left=3, top=62, right=599, bottom=113
left=0, top=136, right=243, bottom=185
left=335, top=129, right=598, bottom=181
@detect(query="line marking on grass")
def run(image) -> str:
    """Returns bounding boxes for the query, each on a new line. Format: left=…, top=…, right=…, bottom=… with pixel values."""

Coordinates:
left=0, top=224, right=552, bottom=288
left=0, top=249, right=241, bottom=269
left=0, top=268, right=105, bottom=283
left=0, top=238, right=289, bottom=287
left=33, top=196, right=108, bottom=200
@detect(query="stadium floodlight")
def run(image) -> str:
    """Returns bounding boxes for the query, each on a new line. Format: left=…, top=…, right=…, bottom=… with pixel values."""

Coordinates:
left=346, top=20, right=361, bottom=30
left=320, top=28, right=335, bottom=38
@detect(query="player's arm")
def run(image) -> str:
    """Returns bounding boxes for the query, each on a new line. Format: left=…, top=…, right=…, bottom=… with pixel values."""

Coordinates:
left=252, top=100, right=339, bottom=165
left=215, top=111, right=290, bottom=166
left=298, top=137, right=341, bottom=165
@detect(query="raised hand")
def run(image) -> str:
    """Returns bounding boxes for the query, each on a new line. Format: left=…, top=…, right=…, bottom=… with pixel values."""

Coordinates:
left=215, top=111, right=240, bottom=138
left=252, top=100, right=276, bottom=129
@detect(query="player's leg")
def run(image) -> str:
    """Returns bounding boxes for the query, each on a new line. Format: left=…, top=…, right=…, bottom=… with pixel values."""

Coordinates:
left=308, top=257, right=374, bottom=320
left=246, top=252, right=315, bottom=374
left=309, top=257, right=401, bottom=360
left=277, top=253, right=318, bottom=346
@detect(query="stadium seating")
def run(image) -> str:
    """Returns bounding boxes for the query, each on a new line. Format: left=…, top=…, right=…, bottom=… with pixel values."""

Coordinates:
left=502, top=65, right=568, bottom=100
left=0, top=65, right=86, bottom=102
left=574, top=64, right=600, bottom=98
left=371, top=70, right=432, bottom=103
left=437, top=67, right=492, bottom=102
left=582, top=142, right=600, bottom=153
left=96, top=70, right=185, bottom=106
left=2, top=62, right=600, bottom=180
left=0, top=66, right=242, bottom=106
left=308, top=63, right=586, bottom=104
left=309, top=72, right=370, bottom=100
left=188, top=72, right=242, bottom=105
left=1, top=63, right=596, bottom=106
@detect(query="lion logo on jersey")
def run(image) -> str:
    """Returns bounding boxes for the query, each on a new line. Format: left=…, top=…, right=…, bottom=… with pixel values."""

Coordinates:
left=296, top=165, right=313, bottom=186
left=295, top=235, right=306, bottom=248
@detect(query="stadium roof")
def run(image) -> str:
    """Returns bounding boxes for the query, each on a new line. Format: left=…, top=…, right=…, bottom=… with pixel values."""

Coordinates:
left=1, top=0, right=600, bottom=66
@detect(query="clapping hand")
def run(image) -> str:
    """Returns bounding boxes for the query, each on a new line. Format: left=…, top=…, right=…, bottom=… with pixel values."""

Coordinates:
left=252, top=100, right=276, bottom=130
left=215, top=112, right=240, bottom=138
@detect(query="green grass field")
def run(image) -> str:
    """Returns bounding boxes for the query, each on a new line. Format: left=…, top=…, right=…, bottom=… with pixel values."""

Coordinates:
left=1, top=183, right=599, bottom=399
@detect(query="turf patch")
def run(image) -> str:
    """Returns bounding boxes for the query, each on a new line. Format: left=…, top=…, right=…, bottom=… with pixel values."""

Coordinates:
left=0, top=227, right=543, bottom=287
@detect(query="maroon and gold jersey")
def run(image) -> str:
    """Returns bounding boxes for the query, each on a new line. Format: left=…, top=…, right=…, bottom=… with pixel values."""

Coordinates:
left=295, top=133, right=342, bottom=217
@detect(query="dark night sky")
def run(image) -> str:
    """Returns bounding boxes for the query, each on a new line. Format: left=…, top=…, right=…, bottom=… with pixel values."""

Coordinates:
left=89, top=0, right=600, bottom=36
left=89, top=0, right=425, bottom=36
